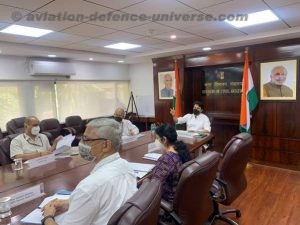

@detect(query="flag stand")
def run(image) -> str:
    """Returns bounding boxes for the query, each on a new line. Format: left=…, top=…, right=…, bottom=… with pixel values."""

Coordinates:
left=125, top=91, right=140, bottom=122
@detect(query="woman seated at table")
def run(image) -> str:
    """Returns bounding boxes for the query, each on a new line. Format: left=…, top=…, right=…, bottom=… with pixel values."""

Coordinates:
left=151, top=124, right=191, bottom=203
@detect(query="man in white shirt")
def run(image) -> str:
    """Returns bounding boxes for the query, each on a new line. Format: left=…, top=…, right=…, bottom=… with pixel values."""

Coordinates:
left=42, top=118, right=137, bottom=225
left=113, top=107, right=139, bottom=136
left=10, top=116, right=62, bottom=161
left=170, top=101, right=211, bottom=133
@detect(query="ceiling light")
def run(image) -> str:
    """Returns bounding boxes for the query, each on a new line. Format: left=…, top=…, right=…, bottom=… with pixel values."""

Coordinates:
left=118, top=60, right=124, bottom=63
left=0, top=25, right=53, bottom=37
left=104, top=42, right=141, bottom=50
left=203, top=47, right=212, bottom=51
left=225, top=9, right=279, bottom=28
left=170, top=35, right=177, bottom=39
left=48, top=54, right=56, bottom=58
left=89, top=57, right=94, bottom=61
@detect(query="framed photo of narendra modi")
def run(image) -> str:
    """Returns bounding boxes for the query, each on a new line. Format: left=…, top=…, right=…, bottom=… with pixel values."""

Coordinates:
left=260, top=59, right=297, bottom=100
left=158, top=71, right=176, bottom=100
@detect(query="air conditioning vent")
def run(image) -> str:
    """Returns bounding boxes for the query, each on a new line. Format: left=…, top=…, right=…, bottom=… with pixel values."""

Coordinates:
left=28, top=58, right=76, bottom=77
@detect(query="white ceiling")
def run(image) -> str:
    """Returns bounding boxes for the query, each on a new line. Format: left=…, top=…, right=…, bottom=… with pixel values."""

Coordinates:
left=0, top=0, right=300, bottom=63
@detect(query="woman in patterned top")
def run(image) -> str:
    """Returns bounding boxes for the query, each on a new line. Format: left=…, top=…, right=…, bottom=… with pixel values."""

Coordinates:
left=151, top=124, right=191, bottom=203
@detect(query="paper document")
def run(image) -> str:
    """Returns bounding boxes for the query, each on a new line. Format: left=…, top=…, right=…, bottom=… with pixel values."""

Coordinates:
left=39, top=194, right=70, bottom=208
left=176, top=130, right=207, bottom=138
left=122, top=135, right=138, bottom=143
left=143, top=153, right=162, bottom=161
left=128, top=162, right=155, bottom=179
left=21, top=194, right=70, bottom=224
left=54, top=134, right=75, bottom=155
left=128, top=162, right=155, bottom=172
left=135, top=171, right=148, bottom=179
left=24, top=154, right=56, bottom=169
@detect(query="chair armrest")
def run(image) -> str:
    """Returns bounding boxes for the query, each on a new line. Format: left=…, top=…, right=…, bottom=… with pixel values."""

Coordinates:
left=160, top=199, right=182, bottom=225
left=212, top=177, right=228, bottom=201
left=61, top=127, right=77, bottom=136
left=215, top=177, right=227, bottom=186
left=160, top=199, right=173, bottom=212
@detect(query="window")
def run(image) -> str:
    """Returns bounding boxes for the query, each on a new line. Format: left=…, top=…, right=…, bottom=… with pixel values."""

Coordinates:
left=0, top=80, right=130, bottom=130
left=55, top=81, right=130, bottom=121
left=0, top=83, right=21, bottom=130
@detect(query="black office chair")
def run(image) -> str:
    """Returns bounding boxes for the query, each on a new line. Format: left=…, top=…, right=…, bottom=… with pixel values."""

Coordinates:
left=6, top=117, right=26, bottom=135
left=0, top=128, right=3, bottom=139
left=108, top=179, right=162, bottom=225
left=160, top=151, right=220, bottom=225
left=208, top=133, right=253, bottom=225
left=0, top=134, right=18, bottom=165
left=65, top=115, right=85, bottom=136
left=40, top=118, right=61, bottom=143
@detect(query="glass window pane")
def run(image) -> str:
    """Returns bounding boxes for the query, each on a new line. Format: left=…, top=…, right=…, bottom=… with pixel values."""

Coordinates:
left=55, top=81, right=130, bottom=121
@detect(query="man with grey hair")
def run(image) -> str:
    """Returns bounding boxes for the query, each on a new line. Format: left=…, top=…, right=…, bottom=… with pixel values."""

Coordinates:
left=42, top=118, right=137, bottom=225
left=263, top=65, right=293, bottom=97
left=114, top=107, right=139, bottom=136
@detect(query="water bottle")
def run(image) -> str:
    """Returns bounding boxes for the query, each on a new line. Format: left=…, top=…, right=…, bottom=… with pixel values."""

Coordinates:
left=150, top=123, right=156, bottom=132
left=150, top=123, right=156, bottom=140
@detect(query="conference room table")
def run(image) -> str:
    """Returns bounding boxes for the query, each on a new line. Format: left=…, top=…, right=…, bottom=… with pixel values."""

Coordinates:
left=0, top=131, right=214, bottom=225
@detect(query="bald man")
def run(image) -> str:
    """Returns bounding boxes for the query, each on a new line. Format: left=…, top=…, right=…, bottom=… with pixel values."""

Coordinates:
left=263, top=65, right=293, bottom=97
left=113, top=108, right=139, bottom=136
left=10, top=116, right=62, bottom=161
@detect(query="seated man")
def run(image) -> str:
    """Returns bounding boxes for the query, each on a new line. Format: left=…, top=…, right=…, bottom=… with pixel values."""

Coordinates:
left=170, top=101, right=211, bottom=133
left=42, top=118, right=137, bottom=225
left=113, top=107, right=139, bottom=136
left=10, top=116, right=62, bottom=161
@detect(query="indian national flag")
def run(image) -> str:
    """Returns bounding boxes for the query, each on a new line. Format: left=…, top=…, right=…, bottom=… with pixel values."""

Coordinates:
left=239, top=51, right=258, bottom=133
left=172, top=60, right=182, bottom=128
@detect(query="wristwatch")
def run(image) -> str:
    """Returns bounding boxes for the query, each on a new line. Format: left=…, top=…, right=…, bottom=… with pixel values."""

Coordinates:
left=41, top=215, right=55, bottom=225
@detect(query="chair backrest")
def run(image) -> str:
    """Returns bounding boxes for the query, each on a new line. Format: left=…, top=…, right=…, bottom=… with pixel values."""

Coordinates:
left=219, top=133, right=253, bottom=205
left=107, top=179, right=162, bottom=225
left=173, top=151, right=220, bottom=225
left=40, top=118, right=61, bottom=140
left=65, top=115, right=85, bottom=135
left=6, top=117, right=26, bottom=134
left=0, top=128, right=3, bottom=139
left=0, top=134, right=18, bottom=165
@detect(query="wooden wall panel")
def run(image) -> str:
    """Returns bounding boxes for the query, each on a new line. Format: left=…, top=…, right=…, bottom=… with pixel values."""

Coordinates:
left=152, top=56, right=185, bottom=124
left=153, top=38, right=300, bottom=168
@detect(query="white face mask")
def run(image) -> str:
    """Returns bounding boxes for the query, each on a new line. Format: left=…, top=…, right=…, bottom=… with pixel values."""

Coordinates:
left=31, top=126, right=40, bottom=135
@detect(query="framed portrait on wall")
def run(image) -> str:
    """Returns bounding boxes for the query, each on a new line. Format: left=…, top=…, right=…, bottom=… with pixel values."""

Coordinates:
left=260, top=59, right=297, bottom=100
left=158, top=71, right=176, bottom=99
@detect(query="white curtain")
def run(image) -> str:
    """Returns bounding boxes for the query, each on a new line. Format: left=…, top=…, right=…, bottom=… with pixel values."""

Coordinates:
left=0, top=80, right=130, bottom=130
left=55, top=81, right=130, bottom=121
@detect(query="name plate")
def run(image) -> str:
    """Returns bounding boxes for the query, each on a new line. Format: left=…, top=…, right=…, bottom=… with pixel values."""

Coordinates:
left=25, top=154, right=56, bottom=169
left=10, top=183, right=44, bottom=208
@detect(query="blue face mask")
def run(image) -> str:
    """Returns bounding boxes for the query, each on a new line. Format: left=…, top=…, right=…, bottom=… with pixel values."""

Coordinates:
left=78, top=143, right=96, bottom=161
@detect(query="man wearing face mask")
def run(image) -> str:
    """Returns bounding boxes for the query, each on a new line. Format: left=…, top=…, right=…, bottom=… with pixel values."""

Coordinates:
left=113, top=107, right=139, bottom=136
left=10, top=116, right=62, bottom=161
left=41, top=118, right=137, bottom=225
left=170, top=101, right=211, bottom=133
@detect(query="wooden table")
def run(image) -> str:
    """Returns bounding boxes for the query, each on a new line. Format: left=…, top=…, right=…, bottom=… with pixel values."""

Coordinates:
left=0, top=131, right=214, bottom=225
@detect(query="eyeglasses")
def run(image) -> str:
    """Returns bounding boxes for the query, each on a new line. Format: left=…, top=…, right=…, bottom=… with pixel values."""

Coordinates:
left=81, top=137, right=107, bottom=144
